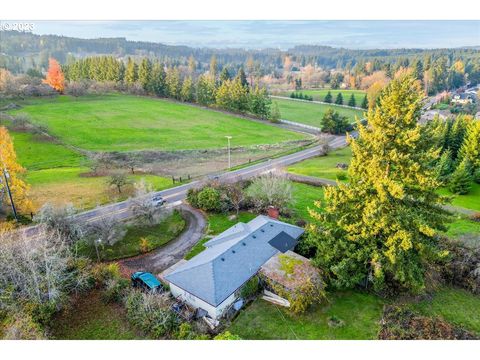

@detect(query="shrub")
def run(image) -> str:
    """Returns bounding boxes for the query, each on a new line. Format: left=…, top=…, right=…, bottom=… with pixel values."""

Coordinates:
left=139, top=237, right=151, bottom=254
left=378, top=305, right=478, bottom=340
left=102, top=278, right=129, bottom=303
left=245, top=174, right=292, bottom=212
left=2, top=312, right=46, bottom=340
left=214, top=331, right=242, bottom=340
left=336, top=171, right=347, bottom=181
left=186, top=188, right=200, bottom=208
left=23, top=301, right=57, bottom=329
left=239, top=276, right=260, bottom=299
left=91, top=263, right=121, bottom=286
left=124, top=289, right=180, bottom=339
left=197, top=187, right=221, bottom=212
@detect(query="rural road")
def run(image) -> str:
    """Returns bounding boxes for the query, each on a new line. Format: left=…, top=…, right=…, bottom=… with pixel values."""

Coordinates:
left=18, top=133, right=348, bottom=240
left=118, top=204, right=207, bottom=274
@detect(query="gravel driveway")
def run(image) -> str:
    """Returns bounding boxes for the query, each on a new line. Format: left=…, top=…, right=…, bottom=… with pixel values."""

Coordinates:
left=118, top=204, right=207, bottom=275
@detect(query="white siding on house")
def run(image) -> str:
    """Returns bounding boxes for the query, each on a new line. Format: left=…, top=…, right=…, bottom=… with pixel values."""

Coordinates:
left=170, top=283, right=237, bottom=319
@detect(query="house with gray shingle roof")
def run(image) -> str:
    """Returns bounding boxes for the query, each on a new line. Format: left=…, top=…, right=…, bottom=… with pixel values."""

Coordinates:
left=164, top=215, right=304, bottom=319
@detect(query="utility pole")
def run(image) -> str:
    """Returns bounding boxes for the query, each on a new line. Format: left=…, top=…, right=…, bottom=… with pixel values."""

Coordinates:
left=225, top=136, right=232, bottom=169
left=2, top=168, right=18, bottom=222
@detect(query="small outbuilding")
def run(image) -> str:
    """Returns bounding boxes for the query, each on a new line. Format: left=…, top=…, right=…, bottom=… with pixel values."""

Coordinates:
left=164, top=215, right=304, bottom=320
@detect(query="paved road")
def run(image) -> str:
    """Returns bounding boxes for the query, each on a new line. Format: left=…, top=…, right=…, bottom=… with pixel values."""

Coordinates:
left=17, top=134, right=348, bottom=240
left=118, top=204, right=207, bottom=274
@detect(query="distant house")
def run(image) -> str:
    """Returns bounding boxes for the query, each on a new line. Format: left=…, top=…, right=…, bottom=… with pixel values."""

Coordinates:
left=451, top=92, right=475, bottom=105
left=164, top=215, right=304, bottom=320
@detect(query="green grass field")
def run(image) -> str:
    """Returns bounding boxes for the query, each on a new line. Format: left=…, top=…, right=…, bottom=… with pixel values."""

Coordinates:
left=11, top=94, right=305, bottom=152
left=439, top=183, right=480, bottom=212
left=274, top=98, right=364, bottom=128
left=289, top=182, right=325, bottom=222
left=230, top=291, right=385, bottom=340
left=281, top=89, right=366, bottom=105
left=288, top=147, right=352, bottom=181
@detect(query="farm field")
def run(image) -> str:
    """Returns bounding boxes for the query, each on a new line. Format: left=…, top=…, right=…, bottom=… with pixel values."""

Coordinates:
left=273, top=98, right=364, bottom=127
left=280, top=89, right=366, bottom=105
left=10, top=94, right=306, bottom=152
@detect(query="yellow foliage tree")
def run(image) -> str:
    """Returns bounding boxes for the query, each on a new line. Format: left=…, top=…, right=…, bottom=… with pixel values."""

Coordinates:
left=0, top=126, right=33, bottom=216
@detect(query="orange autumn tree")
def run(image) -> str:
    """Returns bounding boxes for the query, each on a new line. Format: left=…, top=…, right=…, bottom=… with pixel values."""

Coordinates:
left=0, top=126, right=33, bottom=216
left=43, top=58, right=65, bottom=93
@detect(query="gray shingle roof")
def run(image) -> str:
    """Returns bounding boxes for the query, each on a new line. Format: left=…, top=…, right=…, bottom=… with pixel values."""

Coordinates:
left=165, top=215, right=304, bottom=306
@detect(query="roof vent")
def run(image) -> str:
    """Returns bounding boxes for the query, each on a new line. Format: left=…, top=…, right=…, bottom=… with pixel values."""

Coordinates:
left=270, top=224, right=274, bottom=227
left=252, top=235, right=256, bottom=239
left=232, top=250, right=236, bottom=254
left=221, top=257, right=225, bottom=261
left=261, top=229, right=265, bottom=233
left=242, top=242, right=246, bottom=246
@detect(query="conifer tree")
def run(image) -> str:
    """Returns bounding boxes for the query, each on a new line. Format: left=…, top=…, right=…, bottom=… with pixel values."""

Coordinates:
left=236, top=67, right=248, bottom=88
left=125, top=58, right=138, bottom=86
left=180, top=77, right=194, bottom=102
left=138, top=58, right=152, bottom=92
left=335, top=92, right=343, bottom=105
left=150, top=61, right=166, bottom=96
left=347, top=93, right=356, bottom=107
left=324, top=91, right=333, bottom=103
left=361, top=94, right=368, bottom=109
left=220, top=67, right=231, bottom=83
left=458, top=120, right=480, bottom=173
left=307, top=75, right=450, bottom=293
left=448, top=159, right=473, bottom=195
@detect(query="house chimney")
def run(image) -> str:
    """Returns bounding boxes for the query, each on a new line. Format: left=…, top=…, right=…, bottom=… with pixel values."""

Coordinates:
left=267, top=206, right=279, bottom=220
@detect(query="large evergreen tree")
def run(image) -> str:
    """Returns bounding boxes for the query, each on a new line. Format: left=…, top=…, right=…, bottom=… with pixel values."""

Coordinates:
left=138, top=58, right=152, bottom=92
left=125, top=58, right=138, bottom=86
left=307, top=75, right=450, bottom=293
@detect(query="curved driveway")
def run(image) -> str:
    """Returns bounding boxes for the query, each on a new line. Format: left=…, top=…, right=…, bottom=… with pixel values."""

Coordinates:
left=118, top=204, right=207, bottom=274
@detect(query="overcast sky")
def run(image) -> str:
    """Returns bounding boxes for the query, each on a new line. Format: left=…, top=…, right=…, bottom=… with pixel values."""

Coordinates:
left=20, top=20, right=480, bottom=50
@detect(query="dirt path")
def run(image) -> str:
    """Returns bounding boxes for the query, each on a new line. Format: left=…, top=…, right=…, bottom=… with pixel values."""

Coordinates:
left=118, top=204, right=207, bottom=275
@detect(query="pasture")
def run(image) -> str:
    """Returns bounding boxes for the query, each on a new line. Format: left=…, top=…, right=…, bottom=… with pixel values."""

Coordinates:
left=11, top=94, right=305, bottom=152
left=273, top=98, right=364, bottom=127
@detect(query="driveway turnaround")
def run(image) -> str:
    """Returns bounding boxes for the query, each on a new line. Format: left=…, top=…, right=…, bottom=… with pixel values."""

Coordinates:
left=118, top=204, right=207, bottom=274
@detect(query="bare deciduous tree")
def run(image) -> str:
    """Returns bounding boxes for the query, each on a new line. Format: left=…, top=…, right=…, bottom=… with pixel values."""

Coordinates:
left=0, top=227, right=87, bottom=311
left=33, top=203, right=83, bottom=244
left=245, top=173, right=292, bottom=212
left=130, top=179, right=157, bottom=225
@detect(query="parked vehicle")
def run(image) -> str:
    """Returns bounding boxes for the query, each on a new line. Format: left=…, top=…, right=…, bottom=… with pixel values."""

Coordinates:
left=152, top=195, right=166, bottom=207
left=131, top=271, right=164, bottom=293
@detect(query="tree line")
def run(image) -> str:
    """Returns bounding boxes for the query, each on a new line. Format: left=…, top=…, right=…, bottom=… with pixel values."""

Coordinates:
left=62, top=56, right=274, bottom=120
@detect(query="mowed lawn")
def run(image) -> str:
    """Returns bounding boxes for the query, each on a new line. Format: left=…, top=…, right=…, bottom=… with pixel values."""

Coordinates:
left=281, top=89, right=366, bottom=105
left=287, top=147, right=352, bottom=181
left=230, top=291, right=385, bottom=340
left=290, top=182, right=325, bottom=222
left=11, top=94, right=305, bottom=152
left=274, top=98, right=364, bottom=127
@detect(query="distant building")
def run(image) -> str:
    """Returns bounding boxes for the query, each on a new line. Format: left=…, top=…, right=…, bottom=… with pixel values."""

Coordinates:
left=163, top=215, right=304, bottom=320
left=451, top=92, right=475, bottom=105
